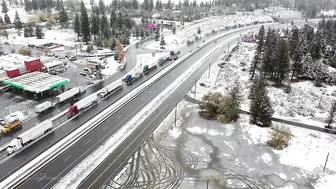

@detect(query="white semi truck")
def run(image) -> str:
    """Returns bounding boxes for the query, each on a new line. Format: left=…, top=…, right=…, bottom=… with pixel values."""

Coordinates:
left=35, top=101, right=55, bottom=113
left=98, top=79, right=123, bottom=98
left=67, top=93, right=98, bottom=117
left=55, top=86, right=86, bottom=103
left=6, top=119, right=53, bottom=154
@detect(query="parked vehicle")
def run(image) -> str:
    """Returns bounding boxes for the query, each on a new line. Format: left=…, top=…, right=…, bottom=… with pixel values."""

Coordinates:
left=68, top=56, right=77, bottom=61
left=0, top=119, right=5, bottom=126
left=1, top=120, right=21, bottom=135
left=55, top=86, right=86, bottom=103
left=143, top=64, right=157, bottom=75
left=123, top=68, right=143, bottom=85
left=6, top=119, right=53, bottom=154
left=98, top=79, right=123, bottom=98
left=35, top=101, right=55, bottom=113
left=67, top=93, right=98, bottom=117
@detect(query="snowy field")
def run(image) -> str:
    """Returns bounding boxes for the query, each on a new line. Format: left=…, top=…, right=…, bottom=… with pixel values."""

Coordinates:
left=110, top=97, right=336, bottom=188
left=188, top=42, right=336, bottom=129
left=144, top=14, right=274, bottom=51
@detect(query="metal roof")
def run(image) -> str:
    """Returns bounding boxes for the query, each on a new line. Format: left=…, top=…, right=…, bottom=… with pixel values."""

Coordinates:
left=3, top=72, right=69, bottom=93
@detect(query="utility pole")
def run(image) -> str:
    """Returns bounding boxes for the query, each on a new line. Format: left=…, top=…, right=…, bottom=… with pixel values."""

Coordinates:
left=206, top=178, right=209, bottom=189
left=194, top=79, right=197, bottom=101
left=323, top=152, right=330, bottom=172
left=208, top=62, right=211, bottom=79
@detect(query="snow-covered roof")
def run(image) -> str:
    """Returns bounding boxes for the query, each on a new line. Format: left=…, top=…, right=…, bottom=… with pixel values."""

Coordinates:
left=3, top=72, right=69, bottom=93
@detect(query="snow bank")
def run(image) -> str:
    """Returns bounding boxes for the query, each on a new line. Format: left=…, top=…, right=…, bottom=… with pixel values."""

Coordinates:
left=53, top=30, right=235, bottom=189
left=101, top=57, right=119, bottom=76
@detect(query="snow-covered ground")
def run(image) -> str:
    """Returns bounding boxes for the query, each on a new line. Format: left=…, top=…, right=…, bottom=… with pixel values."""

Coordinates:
left=1, top=28, right=77, bottom=46
left=318, top=10, right=336, bottom=17
left=0, top=7, right=28, bottom=23
left=101, top=57, right=119, bottom=76
left=188, top=41, right=336, bottom=129
left=144, top=103, right=336, bottom=189
left=144, top=14, right=273, bottom=51
left=255, top=6, right=303, bottom=20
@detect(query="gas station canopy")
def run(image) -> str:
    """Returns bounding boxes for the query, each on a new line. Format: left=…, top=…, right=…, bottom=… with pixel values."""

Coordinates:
left=3, top=72, right=69, bottom=93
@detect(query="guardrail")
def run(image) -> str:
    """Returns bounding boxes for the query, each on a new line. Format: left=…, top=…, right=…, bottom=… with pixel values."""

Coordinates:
left=0, top=22, right=276, bottom=189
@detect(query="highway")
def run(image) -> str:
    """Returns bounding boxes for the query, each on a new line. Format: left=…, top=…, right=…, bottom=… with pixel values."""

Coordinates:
left=0, top=24, right=236, bottom=147
left=13, top=25, right=270, bottom=189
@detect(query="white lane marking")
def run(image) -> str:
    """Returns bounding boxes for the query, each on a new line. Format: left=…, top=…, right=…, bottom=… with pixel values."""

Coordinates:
left=64, top=155, right=71, bottom=162
left=38, top=175, right=46, bottom=183
left=130, top=106, right=134, bottom=109
left=117, top=115, right=122, bottom=119
left=103, top=126, right=108, bottom=130
left=86, top=139, right=91, bottom=144
left=140, top=97, right=144, bottom=101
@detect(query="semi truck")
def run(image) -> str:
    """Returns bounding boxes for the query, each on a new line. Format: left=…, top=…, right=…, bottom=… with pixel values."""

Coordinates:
left=123, top=68, right=143, bottom=85
left=6, top=119, right=53, bottom=154
left=67, top=93, right=98, bottom=117
left=158, top=56, right=170, bottom=65
left=98, top=79, right=123, bottom=98
left=143, top=64, right=157, bottom=75
left=55, top=86, right=86, bottom=103
left=35, top=101, right=55, bottom=113
left=169, top=51, right=180, bottom=61
left=1, top=120, right=21, bottom=135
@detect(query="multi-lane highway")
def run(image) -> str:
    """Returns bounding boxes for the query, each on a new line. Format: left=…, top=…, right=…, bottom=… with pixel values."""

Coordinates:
left=12, top=24, right=274, bottom=189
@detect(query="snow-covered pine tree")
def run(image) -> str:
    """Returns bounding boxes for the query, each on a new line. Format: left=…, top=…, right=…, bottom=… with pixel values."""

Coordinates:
left=74, top=13, right=80, bottom=41
left=249, top=75, right=274, bottom=127
left=2, top=0, right=8, bottom=13
left=91, top=6, right=99, bottom=38
left=326, top=100, right=336, bottom=128
left=160, top=34, right=165, bottom=48
left=14, top=11, right=22, bottom=32
left=98, top=0, right=105, bottom=14
left=172, top=24, right=176, bottom=34
left=291, top=46, right=302, bottom=79
left=4, top=13, right=10, bottom=25
left=59, top=3, right=68, bottom=28
left=100, top=14, right=110, bottom=39
left=0, top=16, right=3, bottom=25
left=274, top=39, right=290, bottom=86
left=80, top=0, right=90, bottom=44
left=110, top=10, right=117, bottom=28
left=250, top=25, right=265, bottom=80
left=35, top=25, right=44, bottom=39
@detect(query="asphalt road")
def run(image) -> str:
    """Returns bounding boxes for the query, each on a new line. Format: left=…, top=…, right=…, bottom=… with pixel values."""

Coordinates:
left=13, top=25, right=269, bottom=189
left=0, top=24, right=257, bottom=147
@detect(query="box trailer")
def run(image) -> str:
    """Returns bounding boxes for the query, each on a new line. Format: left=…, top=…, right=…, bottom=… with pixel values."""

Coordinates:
left=99, top=79, right=123, bottom=98
left=67, top=93, right=98, bottom=117
left=35, top=101, right=55, bottom=113
left=55, top=86, right=86, bottom=103
left=6, top=119, right=53, bottom=154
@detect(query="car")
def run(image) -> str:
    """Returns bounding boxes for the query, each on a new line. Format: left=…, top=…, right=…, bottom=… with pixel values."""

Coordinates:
left=80, top=71, right=87, bottom=76
left=0, top=119, right=6, bottom=126
left=68, top=56, right=77, bottom=61
left=58, top=56, right=65, bottom=59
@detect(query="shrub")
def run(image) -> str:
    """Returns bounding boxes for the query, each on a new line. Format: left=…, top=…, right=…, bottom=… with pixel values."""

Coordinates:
left=283, top=84, right=292, bottom=94
left=267, top=126, right=292, bottom=150
left=19, top=48, right=31, bottom=56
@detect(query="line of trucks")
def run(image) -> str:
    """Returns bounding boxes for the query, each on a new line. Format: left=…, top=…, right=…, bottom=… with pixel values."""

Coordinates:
left=4, top=50, right=181, bottom=154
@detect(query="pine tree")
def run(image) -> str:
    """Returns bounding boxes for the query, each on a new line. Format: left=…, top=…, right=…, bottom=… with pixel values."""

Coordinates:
left=149, top=0, right=153, bottom=11
left=35, top=25, right=44, bottom=39
left=74, top=13, right=80, bottom=41
left=14, top=11, right=23, bottom=31
left=143, top=0, right=149, bottom=10
left=132, top=0, right=138, bottom=9
left=249, top=76, right=274, bottom=127
left=155, top=28, right=160, bottom=41
left=289, top=27, right=299, bottom=58
left=155, top=0, right=159, bottom=10
left=59, top=3, right=68, bottom=28
left=0, top=16, right=3, bottom=25
left=91, top=7, right=99, bottom=38
left=172, top=24, right=176, bottom=34
left=39, top=0, right=47, bottom=11
left=197, top=26, right=201, bottom=34
left=110, top=10, right=117, bottom=27
left=2, top=0, right=8, bottom=13
left=117, top=11, right=123, bottom=29
left=80, top=0, right=90, bottom=44
left=274, top=39, right=290, bottom=86
left=160, top=34, right=165, bottom=48
left=4, top=13, right=10, bottom=25
left=98, top=0, right=105, bottom=14
left=24, top=0, right=32, bottom=12
left=167, top=0, right=172, bottom=9
left=32, top=0, right=38, bottom=12
left=100, top=14, right=110, bottom=39
left=291, top=46, right=302, bottom=79
left=326, top=100, right=336, bottom=128
left=250, top=25, right=265, bottom=80
left=55, top=0, right=61, bottom=10
left=112, top=0, right=118, bottom=9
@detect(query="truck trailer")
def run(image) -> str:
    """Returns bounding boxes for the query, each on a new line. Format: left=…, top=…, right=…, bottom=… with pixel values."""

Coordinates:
left=99, top=79, right=123, bottom=98
left=6, top=119, right=53, bottom=154
left=143, top=64, right=157, bottom=75
left=123, top=68, right=143, bottom=85
left=55, top=86, right=86, bottom=103
left=67, top=93, right=98, bottom=117
left=35, top=101, right=55, bottom=113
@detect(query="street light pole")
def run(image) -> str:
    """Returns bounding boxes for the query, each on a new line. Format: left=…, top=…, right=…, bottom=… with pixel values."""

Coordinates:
left=206, top=178, right=209, bottom=189
left=323, top=152, right=330, bottom=172
left=194, top=79, right=197, bottom=101
left=208, top=62, right=211, bottom=79
left=173, top=103, right=177, bottom=130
